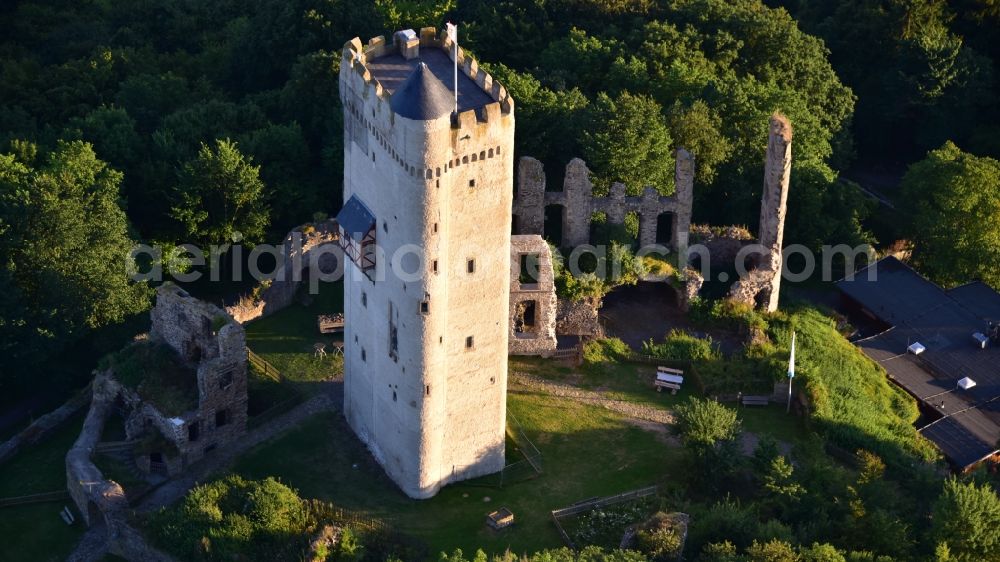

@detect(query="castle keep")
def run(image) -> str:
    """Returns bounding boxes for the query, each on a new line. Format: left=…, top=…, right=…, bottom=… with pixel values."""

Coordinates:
left=337, top=28, right=514, bottom=498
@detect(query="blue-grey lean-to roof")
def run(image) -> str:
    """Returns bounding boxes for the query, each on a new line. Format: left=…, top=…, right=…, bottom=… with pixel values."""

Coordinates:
left=335, top=195, right=375, bottom=242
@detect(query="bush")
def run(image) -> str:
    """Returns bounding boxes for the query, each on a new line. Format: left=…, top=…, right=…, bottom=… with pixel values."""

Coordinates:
left=674, top=398, right=740, bottom=449
left=583, top=337, right=632, bottom=365
left=642, top=330, right=720, bottom=362
left=150, top=475, right=314, bottom=561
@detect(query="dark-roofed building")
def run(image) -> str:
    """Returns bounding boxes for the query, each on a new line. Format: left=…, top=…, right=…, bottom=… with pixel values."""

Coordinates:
left=838, top=257, right=1000, bottom=471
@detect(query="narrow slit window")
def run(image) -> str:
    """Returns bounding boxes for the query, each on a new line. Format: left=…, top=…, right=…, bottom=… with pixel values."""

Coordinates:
left=465, top=336, right=474, bottom=349
left=467, top=259, right=475, bottom=273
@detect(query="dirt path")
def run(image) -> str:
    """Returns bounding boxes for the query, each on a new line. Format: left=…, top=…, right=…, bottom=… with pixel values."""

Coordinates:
left=510, top=371, right=676, bottom=427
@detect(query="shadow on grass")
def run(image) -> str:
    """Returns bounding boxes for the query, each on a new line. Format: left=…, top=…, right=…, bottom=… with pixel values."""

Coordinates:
left=231, top=389, right=685, bottom=558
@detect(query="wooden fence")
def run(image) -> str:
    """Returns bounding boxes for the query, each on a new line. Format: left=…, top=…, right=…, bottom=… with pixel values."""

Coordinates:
left=550, top=485, right=659, bottom=549
left=248, top=349, right=282, bottom=383
left=0, top=490, right=70, bottom=508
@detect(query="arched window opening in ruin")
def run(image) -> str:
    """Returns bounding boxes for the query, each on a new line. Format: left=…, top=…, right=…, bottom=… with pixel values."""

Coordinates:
left=543, top=204, right=565, bottom=247
left=519, top=253, right=541, bottom=287
left=514, top=300, right=538, bottom=336
left=656, top=212, right=674, bottom=247
left=589, top=211, right=608, bottom=246
left=184, top=340, right=203, bottom=363
left=623, top=211, right=641, bottom=247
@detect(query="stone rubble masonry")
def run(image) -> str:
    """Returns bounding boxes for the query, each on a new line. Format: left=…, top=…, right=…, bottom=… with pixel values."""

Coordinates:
left=0, top=384, right=90, bottom=465
left=676, top=269, right=705, bottom=313
left=556, top=297, right=603, bottom=337
left=340, top=28, right=513, bottom=499
left=82, top=284, right=250, bottom=481
left=145, top=283, right=249, bottom=468
left=513, top=149, right=694, bottom=251
left=509, top=235, right=558, bottom=356
left=728, top=113, right=792, bottom=313
left=226, top=220, right=342, bottom=323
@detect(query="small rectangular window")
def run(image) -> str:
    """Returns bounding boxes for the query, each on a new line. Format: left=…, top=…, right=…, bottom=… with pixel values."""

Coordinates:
left=465, top=336, right=474, bottom=349
left=432, top=260, right=438, bottom=273
left=188, top=422, right=200, bottom=442
left=362, top=292, right=367, bottom=307
left=218, top=370, right=233, bottom=390
left=433, top=223, right=438, bottom=233
left=425, top=385, right=431, bottom=396
left=215, top=409, right=229, bottom=428
left=420, top=301, right=430, bottom=314
left=467, top=259, right=475, bottom=274
left=361, top=348, right=367, bottom=362
left=468, top=179, right=476, bottom=188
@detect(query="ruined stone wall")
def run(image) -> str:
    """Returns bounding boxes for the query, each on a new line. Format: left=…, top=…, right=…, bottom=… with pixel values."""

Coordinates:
left=513, top=149, right=694, bottom=251
left=0, top=386, right=90, bottom=466
left=675, top=269, right=705, bottom=312
left=556, top=297, right=603, bottom=337
left=66, top=394, right=127, bottom=527
left=225, top=221, right=342, bottom=323
left=688, top=224, right=754, bottom=269
left=509, top=235, right=557, bottom=356
left=112, top=285, right=250, bottom=472
left=728, top=114, right=792, bottom=313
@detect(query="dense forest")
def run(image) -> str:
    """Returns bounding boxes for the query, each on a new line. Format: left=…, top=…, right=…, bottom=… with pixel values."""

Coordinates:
left=1, top=1, right=998, bottom=398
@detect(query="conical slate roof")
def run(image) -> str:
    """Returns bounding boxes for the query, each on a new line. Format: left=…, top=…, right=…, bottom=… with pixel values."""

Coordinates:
left=389, top=62, right=454, bottom=120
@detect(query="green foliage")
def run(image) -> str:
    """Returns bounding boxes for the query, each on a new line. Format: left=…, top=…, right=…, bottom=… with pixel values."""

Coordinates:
left=0, top=140, right=150, bottom=394
left=674, top=398, right=741, bottom=449
left=900, top=141, right=1000, bottom=288
left=571, top=502, right=650, bottom=549
left=931, top=478, right=1000, bottom=561
left=761, top=456, right=805, bottom=503
left=151, top=475, right=316, bottom=561
left=99, top=341, right=198, bottom=416
left=771, top=308, right=938, bottom=467
left=641, top=330, right=720, bottom=362
left=171, top=138, right=269, bottom=246
left=439, top=546, right=650, bottom=561
left=581, top=91, right=674, bottom=196
left=583, top=337, right=632, bottom=365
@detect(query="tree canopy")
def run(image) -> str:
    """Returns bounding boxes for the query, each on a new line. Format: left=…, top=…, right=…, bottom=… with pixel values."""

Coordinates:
left=900, top=141, right=1000, bottom=288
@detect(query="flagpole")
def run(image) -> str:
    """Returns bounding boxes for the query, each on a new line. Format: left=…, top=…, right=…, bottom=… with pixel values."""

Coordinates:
left=787, top=331, right=796, bottom=413
left=448, top=22, right=458, bottom=115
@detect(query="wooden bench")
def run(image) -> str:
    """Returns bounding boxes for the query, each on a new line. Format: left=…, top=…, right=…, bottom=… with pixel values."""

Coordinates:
left=654, top=366, right=685, bottom=394
left=741, top=395, right=770, bottom=407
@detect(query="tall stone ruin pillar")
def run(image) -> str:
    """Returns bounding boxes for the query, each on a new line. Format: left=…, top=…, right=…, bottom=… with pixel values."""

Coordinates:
left=514, top=157, right=545, bottom=235
left=673, top=148, right=695, bottom=252
left=562, top=159, right=594, bottom=248
left=756, top=113, right=793, bottom=312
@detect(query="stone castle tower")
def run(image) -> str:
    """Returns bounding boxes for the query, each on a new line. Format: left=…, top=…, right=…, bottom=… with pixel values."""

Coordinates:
left=337, top=28, right=515, bottom=499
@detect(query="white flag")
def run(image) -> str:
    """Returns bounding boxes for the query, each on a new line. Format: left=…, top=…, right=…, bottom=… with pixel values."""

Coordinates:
left=788, top=331, right=796, bottom=379
left=446, top=22, right=457, bottom=43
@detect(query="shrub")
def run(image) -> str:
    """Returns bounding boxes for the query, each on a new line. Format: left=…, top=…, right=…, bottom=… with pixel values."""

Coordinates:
left=642, top=330, right=720, bottom=362
left=674, top=398, right=740, bottom=449
left=583, top=338, right=632, bottom=365
left=150, top=475, right=314, bottom=561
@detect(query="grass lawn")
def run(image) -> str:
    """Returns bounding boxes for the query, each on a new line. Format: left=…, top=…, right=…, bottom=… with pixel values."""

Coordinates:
left=233, top=381, right=685, bottom=558
left=244, top=280, right=344, bottom=387
left=0, top=416, right=86, bottom=562
left=511, top=356, right=807, bottom=445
